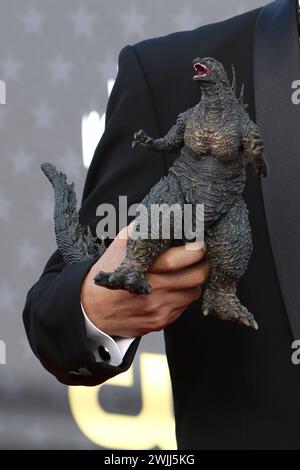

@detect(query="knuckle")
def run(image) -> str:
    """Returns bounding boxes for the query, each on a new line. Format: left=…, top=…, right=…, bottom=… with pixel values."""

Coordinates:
left=192, top=263, right=208, bottom=285
left=149, top=318, right=163, bottom=332
left=171, top=307, right=185, bottom=321
left=151, top=308, right=169, bottom=331
left=163, top=256, right=175, bottom=272
left=143, top=297, right=158, bottom=315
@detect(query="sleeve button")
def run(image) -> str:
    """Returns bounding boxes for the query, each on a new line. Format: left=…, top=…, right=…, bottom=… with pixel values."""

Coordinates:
left=98, top=345, right=111, bottom=362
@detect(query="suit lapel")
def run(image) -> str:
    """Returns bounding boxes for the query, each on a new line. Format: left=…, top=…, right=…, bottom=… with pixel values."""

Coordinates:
left=254, top=0, right=300, bottom=339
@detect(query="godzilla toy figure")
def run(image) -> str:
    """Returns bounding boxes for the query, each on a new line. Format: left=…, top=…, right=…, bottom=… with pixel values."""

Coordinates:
left=41, top=57, right=268, bottom=330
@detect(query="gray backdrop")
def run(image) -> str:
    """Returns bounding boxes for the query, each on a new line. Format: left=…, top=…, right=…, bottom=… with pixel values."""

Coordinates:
left=0, top=0, right=268, bottom=450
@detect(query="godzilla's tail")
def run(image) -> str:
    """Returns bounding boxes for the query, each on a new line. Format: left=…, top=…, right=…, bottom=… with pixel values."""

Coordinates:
left=41, top=162, right=105, bottom=264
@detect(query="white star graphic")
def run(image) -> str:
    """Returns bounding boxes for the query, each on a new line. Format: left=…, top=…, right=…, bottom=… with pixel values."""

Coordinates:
left=20, top=3, right=45, bottom=35
left=32, top=100, right=56, bottom=130
left=8, top=146, right=34, bottom=176
left=47, top=53, right=72, bottom=85
left=35, top=194, right=55, bottom=224
left=16, top=239, right=40, bottom=270
left=0, top=282, right=17, bottom=313
left=119, top=4, right=147, bottom=39
left=70, top=5, right=96, bottom=38
left=0, top=54, right=23, bottom=82
left=172, top=5, right=204, bottom=31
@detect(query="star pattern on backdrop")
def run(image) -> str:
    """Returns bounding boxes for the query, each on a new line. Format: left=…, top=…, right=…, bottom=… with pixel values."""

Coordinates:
left=25, top=422, right=52, bottom=448
left=47, top=53, right=72, bottom=85
left=32, top=100, right=56, bottom=130
left=8, top=146, right=35, bottom=176
left=96, top=53, right=118, bottom=83
left=0, top=282, right=17, bottom=313
left=35, top=194, right=55, bottom=224
left=172, top=5, right=204, bottom=31
left=235, top=3, right=248, bottom=16
left=0, top=370, right=23, bottom=403
left=70, top=4, right=96, bottom=38
left=0, top=107, right=6, bottom=128
left=0, top=54, right=23, bottom=82
left=119, top=4, right=147, bottom=38
left=0, top=0, right=262, bottom=451
left=0, top=191, right=12, bottom=220
left=20, top=4, right=46, bottom=35
left=58, top=147, right=84, bottom=180
left=18, top=338, right=36, bottom=362
left=15, top=239, right=40, bottom=270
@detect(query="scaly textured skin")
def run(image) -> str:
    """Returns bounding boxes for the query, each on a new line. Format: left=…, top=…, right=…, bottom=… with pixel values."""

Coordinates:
left=42, top=57, right=268, bottom=330
left=93, top=57, right=268, bottom=329
left=41, top=163, right=106, bottom=263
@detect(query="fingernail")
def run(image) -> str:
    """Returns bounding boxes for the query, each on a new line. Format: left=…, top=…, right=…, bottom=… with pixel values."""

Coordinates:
left=184, top=240, right=206, bottom=252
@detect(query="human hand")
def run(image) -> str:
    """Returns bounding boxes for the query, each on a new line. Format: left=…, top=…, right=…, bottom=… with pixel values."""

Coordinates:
left=81, top=224, right=209, bottom=337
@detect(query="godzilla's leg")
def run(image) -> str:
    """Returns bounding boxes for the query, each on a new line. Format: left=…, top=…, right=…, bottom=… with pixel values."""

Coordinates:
left=202, top=198, right=258, bottom=329
left=94, top=174, right=184, bottom=294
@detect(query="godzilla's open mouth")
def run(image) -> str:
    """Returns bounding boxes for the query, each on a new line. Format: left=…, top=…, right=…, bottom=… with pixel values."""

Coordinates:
left=192, top=61, right=211, bottom=80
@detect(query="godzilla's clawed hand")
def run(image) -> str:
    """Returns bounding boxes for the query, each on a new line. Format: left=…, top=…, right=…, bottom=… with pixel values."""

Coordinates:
left=94, top=267, right=152, bottom=295
left=132, top=129, right=153, bottom=148
left=255, top=158, right=269, bottom=178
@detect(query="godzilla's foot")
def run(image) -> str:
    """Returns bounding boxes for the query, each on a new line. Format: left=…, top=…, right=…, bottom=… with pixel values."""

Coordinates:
left=202, top=286, right=258, bottom=330
left=94, top=268, right=151, bottom=295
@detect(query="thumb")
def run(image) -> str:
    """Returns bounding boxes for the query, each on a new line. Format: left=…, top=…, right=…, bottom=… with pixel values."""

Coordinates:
left=115, top=220, right=136, bottom=243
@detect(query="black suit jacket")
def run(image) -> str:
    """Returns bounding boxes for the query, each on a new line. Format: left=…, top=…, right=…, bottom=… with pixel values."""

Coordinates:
left=23, top=0, right=300, bottom=449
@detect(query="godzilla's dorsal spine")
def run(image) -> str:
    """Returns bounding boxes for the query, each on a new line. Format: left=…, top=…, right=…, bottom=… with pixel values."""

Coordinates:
left=41, top=162, right=106, bottom=264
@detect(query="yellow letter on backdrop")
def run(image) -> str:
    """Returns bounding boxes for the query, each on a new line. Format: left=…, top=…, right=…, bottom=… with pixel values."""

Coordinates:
left=68, top=352, right=176, bottom=450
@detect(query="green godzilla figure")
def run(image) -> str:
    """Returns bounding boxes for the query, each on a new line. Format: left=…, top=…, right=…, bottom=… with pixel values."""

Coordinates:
left=41, top=57, right=268, bottom=330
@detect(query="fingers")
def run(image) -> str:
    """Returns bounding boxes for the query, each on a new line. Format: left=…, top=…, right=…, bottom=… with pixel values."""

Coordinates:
left=115, top=220, right=135, bottom=243
left=148, top=257, right=210, bottom=290
left=149, top=242, right=206, bottom=273
left=148, top=287, right=202, bottom=331
left=93, top=223, right=136, bottom=271
left=132, top=286, right=202, bottom=333
left=167, top=286, right=202, bottom=308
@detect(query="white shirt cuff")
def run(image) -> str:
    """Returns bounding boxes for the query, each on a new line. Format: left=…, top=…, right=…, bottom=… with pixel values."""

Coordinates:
left=81, top=301, right=136, bottom=366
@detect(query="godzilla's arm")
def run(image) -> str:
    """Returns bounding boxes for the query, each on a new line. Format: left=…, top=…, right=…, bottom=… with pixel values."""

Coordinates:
left=242, top=118, right=268, bottom=177
left=132, top=111, right=187, bottom=153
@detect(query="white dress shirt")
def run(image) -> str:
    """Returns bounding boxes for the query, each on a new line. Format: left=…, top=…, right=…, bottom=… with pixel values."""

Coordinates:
left=81, top=302, right=136, bottom=366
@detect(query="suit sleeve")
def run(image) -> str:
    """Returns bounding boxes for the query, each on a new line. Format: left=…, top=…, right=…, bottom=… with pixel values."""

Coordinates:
left=22, top=44, right=167, bottom=386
